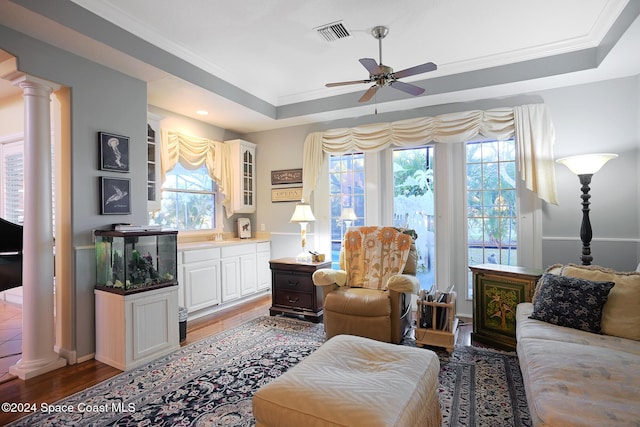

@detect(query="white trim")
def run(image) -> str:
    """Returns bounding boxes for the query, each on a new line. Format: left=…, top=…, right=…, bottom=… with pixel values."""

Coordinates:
left=55, top=346, right=77, bottom=365
left=76, top=352, right=96, bottom=364
left=543, top=236, right=640, bottom=242
left=364, top=152, right=381, bottom=226
left=0, top=132, right=24, bottom=144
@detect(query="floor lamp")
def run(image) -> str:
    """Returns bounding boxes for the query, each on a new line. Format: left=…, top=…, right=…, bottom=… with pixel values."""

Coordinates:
left=289, top=200, right=316, bottom=262
left=340, top=207, right=357, bottom=234
left=556, top=153, right=618, bottom=265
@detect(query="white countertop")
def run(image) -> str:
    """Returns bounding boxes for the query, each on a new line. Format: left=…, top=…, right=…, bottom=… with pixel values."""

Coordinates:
left=178, top=238, right=269, bottom=250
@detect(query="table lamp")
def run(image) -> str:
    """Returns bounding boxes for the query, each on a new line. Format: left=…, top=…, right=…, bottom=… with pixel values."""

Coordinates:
left=289, top=200, right=316, bottom=262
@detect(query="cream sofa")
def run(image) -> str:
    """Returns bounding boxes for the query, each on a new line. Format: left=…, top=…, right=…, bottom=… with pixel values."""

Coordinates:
left=516, top=264, right=640, bottom=427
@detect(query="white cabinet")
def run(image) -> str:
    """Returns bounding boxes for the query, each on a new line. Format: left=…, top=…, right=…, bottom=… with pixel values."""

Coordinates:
left=182, top=248, right=221, bottom=312
left=257, top=241, right=272, bottom=291
left=221, top=243, right=256, bottom=301
left=240, top=253, right=257, bottom=296
left=95, top=286, right=179, bottom=371
left=226, top=139, right=256, bottom=213
left=147, top=112, right=163, bottom=212
left=178, top=241, right=270, bottom=318
left=221, top=256, right=240, bottom=302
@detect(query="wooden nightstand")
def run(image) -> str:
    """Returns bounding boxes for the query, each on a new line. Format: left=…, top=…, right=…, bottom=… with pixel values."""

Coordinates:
left=269, top=257, right=331, bottom=323
left=470, top=264, right=543, bottom=351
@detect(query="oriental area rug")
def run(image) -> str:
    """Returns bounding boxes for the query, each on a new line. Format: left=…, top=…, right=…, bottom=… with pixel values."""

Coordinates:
left=9, top=316, right=530, bottom=427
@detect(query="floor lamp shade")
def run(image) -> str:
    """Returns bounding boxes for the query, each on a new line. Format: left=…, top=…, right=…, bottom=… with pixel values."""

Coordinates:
left=289, top=201, right=316, bottom=262
left=556, top=153, right=617, bottom=265
left=556, top=153, right=618, bottom=175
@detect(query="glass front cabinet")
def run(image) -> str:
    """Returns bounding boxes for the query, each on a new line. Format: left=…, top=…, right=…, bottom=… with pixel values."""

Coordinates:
left=227, top=139, right=256, bottom=214
left=147, top=112, right=163, bottom=212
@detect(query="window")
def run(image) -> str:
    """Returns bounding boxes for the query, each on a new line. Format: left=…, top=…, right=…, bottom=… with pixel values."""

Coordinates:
left=329, top=153, right=364, bottom=269
left=393, top=146, right=436, bottom=290
left=0, top=140, right=24, bottom=224
left=149, top=162, right=218, bottom=231
left=466, top=139, right=518, bottom=298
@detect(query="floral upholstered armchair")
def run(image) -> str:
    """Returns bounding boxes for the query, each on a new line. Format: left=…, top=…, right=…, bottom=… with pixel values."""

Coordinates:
left=312, top=226, right=420, bottom=344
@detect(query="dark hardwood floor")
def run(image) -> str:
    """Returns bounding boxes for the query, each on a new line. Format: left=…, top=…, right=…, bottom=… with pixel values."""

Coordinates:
left=0, top=294, right=473, bottom=425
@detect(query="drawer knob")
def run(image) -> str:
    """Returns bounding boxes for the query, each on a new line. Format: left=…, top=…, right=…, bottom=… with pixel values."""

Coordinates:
left=287, top=280, right=299, bottom=287
left=287, top=296, right=299, bottom=304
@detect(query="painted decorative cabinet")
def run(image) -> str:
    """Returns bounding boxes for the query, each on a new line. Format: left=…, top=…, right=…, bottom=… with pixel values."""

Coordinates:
left=226, top=139, right=256, bottom=213
left=470, top=264, right=543, bottom=351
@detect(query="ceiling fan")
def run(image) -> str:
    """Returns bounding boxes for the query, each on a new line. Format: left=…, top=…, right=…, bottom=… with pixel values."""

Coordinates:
left=325, top=25, right=437, bottom=102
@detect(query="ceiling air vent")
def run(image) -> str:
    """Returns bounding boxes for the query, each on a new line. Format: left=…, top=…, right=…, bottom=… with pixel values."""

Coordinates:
left=314, top=21, right=351, bottom=42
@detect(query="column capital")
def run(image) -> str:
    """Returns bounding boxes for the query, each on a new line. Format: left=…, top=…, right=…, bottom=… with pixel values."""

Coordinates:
left=11, top=73, right=60, bottom=95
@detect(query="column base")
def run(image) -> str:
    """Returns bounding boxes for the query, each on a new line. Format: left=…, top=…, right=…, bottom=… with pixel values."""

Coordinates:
left=10, top=356, right=67, bottom=380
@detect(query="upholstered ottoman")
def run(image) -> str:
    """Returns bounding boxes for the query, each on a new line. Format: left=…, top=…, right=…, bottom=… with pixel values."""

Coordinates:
left=252, top=334, right=441, bottom=427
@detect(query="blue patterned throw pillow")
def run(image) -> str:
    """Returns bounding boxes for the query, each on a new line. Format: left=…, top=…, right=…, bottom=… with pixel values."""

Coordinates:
left=529, top=273, right=615, bottom=333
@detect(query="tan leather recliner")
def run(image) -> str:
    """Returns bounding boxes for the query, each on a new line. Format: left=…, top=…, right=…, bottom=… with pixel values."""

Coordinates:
left=312, top=227, right=420, bottom=344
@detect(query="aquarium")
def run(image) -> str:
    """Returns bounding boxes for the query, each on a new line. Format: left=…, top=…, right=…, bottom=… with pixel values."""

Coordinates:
left=94, top=229, right=178, bottom=294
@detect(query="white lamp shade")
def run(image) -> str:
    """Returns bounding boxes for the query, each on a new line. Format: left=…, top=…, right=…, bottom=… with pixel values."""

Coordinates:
left=289, top=202, right=316, bottom=223
left=340, top=207, right=357, bottom=221
left=556, top=153, right=618, bottom=175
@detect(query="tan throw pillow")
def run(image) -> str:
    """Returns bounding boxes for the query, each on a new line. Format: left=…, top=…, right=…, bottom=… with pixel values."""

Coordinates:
left=561, top=264, right=640, bottom=341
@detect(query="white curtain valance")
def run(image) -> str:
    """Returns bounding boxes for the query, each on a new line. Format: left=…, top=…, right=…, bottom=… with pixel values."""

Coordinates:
left=302, top=103, right=558, bottom=205
left=160, top=130, right=235, bottom=217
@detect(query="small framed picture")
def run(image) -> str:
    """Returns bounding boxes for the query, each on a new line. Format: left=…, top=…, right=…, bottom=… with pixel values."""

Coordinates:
left=271, top=168, right=303, bottom=185
left=99, top=132, right=129, bottom=172
left=271, top=187, right=303, bottom=202
left=101, top=177, right=131, bottom=215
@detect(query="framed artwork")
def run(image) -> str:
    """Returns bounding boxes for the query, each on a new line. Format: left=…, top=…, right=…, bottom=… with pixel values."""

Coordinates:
left=271, top=187, right=302, bottom=202
left=99, top=132, right=130, bottom=172
left=271, top=168, right=302, bottom=185
left=101, top=176, right=131, bottom=215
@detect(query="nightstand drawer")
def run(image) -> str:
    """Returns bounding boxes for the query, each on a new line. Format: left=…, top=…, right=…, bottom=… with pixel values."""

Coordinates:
left=273, top=271, right=314, bottom=293
left=273, top=290, right=314, bottom=310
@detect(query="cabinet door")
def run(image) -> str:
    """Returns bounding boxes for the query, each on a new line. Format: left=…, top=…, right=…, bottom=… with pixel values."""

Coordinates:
left=240, top=253, right=257, bottom=296
left=226, top=139, right=256, bottom=213
left=183, top=260, right=221, bottom=312
left=221, top=257, right=240, bottom=302
left=130, top=287, right=179, bottom=363
left=239, top=144, right=255, bottom=212
left=177, top=254, right=185, bottom=308
left=147, top=113, right=162, bottom=212
left=256, top=249, right=271, bottom=291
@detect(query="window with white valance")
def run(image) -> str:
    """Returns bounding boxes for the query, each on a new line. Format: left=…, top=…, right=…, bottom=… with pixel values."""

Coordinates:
left=159, top=130, right=237, bottom=218
left=302, top=104, right=558, bottom=206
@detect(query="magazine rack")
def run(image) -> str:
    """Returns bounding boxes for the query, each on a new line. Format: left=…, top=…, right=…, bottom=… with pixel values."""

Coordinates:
left=415, top=291, right=458, bottom=352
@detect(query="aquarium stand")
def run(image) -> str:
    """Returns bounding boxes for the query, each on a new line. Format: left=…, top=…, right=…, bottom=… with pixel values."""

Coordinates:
left=94, top=285, right=180, bottom=371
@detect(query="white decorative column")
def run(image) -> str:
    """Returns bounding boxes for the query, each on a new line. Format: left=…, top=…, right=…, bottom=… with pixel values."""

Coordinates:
left=9, top=74, right=66, bottom=379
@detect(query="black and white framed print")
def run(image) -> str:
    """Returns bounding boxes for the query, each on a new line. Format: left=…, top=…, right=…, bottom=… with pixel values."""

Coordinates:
left=100, top=176, right=131, bottom=215
left=99, top=132, right=130, bottom=172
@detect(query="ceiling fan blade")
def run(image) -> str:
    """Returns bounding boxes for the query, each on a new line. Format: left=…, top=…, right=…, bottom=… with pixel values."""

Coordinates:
left=325, top=79, right=371, bottom=87
left=389, top=80, right=425, bottom=96
left=393, top=62, right=437, bottom=79
left=359, top=85, right=379, bottom=102
left=359, top=58, right=382, bottom=75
